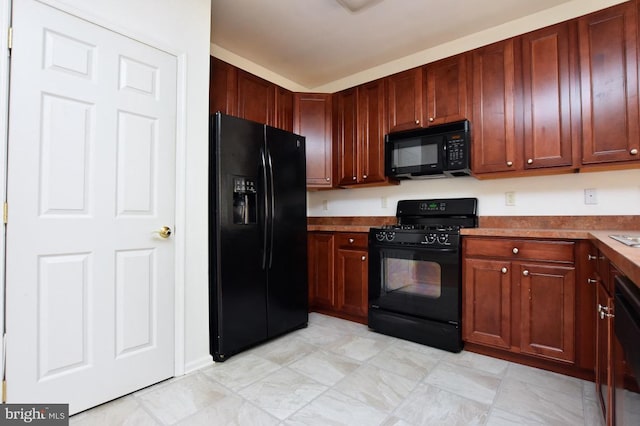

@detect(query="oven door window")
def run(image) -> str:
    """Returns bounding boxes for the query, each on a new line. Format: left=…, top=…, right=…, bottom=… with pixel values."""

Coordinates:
left=370, top=246, right=460, bottom=323
left=384, top=257, right=441, bottom=299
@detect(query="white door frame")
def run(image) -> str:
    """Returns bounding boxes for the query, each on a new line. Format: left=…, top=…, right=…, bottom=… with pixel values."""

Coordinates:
left=0, top=0, right=188, bottom=384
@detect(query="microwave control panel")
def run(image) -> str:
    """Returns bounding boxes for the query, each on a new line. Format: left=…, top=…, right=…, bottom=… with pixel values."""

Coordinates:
left=445, top=135, right=467, bottom=169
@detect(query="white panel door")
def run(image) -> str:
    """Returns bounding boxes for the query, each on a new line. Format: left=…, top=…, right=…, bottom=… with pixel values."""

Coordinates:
left=5, top=0, right=177, bottom=414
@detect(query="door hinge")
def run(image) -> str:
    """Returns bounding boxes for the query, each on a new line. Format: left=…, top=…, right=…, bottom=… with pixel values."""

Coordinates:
left=3, top=202, right=7, bottom=224
left=7, top=27, right=12, bottom=51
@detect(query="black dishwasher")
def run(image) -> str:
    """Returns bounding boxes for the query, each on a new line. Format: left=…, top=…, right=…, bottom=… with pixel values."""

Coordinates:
left=614, top=274, right=640, bottom=386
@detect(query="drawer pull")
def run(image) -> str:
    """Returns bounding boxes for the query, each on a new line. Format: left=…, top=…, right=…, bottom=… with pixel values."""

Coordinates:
left=587, top=278, right=598, bottom=284
left=506, top=161, right=513, bottom=167
left=512, top=247, right=519, bottom=254
left=361, top=255, right=366, bottom=261
left=348, top=238, right=354, bottom=244
left=522, top=270, right=529, bottom=276
left=501, top=267, right=508, bottom=274
left=587, top=254, right=597, bottom=261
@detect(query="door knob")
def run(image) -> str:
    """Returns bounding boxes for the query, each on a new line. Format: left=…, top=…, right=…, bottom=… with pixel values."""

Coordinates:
left=155, top=226, right=172, bottom=239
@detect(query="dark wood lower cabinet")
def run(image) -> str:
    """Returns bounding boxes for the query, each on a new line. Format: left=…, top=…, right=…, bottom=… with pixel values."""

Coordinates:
left=592, top=251, right=640, bottom=426
left=307, top=231, right=368, bottom=324
left=463, top=237, right=595, bottom=380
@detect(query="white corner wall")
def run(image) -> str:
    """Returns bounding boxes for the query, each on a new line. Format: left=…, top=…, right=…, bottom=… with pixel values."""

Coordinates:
left=307, top=169, right=640, bottom=217
left=33, top=0, right=213, bottom=372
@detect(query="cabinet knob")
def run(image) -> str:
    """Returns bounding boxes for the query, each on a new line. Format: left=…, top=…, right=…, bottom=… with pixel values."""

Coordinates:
left=415, top=120, right=420, bottom=125
left=348, top=238, right=354, bottom=244
left=352, top=176, right=357, bottom=180
left=522, top=270, right=529, bottom=276
left=501, top=267, right=508, bottom=274
left=325, top=177, right=330, bottom=182
left=587, top=278, right=598, bottom=284
left=527, top=159, right=533, bottom=164
left=512, top=247, right=519, bottom=254
left=506, top=161, right=513, bottom=167
left=631, top=148, right=638, bottom=155
left=361, top=255, right=366, bottom=261
left=429, top=117, right=434, bottom=122
left=363, top=175, right=368, bottom=179
left=587, top=254, right=597, bottom=261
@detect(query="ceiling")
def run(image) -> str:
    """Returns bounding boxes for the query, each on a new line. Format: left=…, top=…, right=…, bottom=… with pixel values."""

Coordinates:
left=211, top=0, right=574, bottom=89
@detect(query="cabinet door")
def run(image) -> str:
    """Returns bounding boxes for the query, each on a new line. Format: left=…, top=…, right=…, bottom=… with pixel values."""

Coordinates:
left=358, top=79, right=387, bottom=183
left=471, top=39, right=519, bottom=174
left=275, top=86, right=294, bottom=132
left=579, top=1, right=640, bottom=165
left=596, top=282, right=614, bottom=425
left=209, top=57, right=237, bottom=115
left=237, top=69, right=275, bottom=125
left=335, top=247, right=368, bottom=320
left=386, top=68, right=423, bottom=131
left=307, top=233, right=335, bottom=311
left=334, top=88, right=359, bottom=186
left=424, top=54, right=469, bottom=126
left=463, top=258, right=511, bottom=349
left=519, top=262, right=576, bottom=363
left=294, top=93, right=333, bottom=188
left=521, top=22, right=576, bottom=170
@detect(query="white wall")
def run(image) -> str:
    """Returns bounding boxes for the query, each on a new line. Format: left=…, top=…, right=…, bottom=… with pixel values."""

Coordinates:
left=308, top=169, right=640, bottom=217
left=31, top=0, right=213, bottom=372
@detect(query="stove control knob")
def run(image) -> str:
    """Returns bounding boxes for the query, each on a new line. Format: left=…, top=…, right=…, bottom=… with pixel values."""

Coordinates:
left=427, top=233, right=437, bottom=244
left=437, top=233, right=450, bottom=245
left=385, top=232, right=395, bottom=241
left=375, top=232, right=385, bottom=241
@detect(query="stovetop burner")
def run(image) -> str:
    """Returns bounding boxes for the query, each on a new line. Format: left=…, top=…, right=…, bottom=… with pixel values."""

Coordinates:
left=370, top=198, right=478, bottom=248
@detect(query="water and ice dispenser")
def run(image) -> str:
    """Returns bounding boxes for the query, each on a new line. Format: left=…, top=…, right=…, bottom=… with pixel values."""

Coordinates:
left=232, top=177, right=257, bottom=225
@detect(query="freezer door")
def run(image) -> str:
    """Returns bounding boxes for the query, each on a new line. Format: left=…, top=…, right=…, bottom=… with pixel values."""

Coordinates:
left=265, top=126, right=308, bottom=337
left=209, top=113, right=268, bottom=360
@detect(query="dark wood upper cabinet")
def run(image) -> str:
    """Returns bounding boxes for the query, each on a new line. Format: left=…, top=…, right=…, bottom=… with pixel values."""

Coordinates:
left=209, top=57, right=237, bottom=115
left=578, top=1, right=640, bottom=165
left=471, top=39, right=519, bottom=174
left=334, top=88, right=359, bottom=186
left=275, top=86, right=294, bottom=132
left=294, top=93, right=333, bottom=188
left=237, top=69, right=275, bottom=126
left=334, top=79, right=388, bottom=187
left=386, top=67, right=423, bottom=132
left=521, top=22, right=578, bottom=170
left=357, top=79, right=387, bottom=184
left=424, top=54, right=469, bottom=126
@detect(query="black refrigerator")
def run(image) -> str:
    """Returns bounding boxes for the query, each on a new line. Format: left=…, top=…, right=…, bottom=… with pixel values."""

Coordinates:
left=209, top=112, right=308, bottom=362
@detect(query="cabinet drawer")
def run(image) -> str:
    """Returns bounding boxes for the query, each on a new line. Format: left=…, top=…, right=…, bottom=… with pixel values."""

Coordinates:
left=464, top=238, right=574, bottom=263
left=335, top=233, right=368, bottom=249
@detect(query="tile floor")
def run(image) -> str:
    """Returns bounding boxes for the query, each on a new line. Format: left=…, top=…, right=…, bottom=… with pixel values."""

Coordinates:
left=70, top=313, right=638, bottom=425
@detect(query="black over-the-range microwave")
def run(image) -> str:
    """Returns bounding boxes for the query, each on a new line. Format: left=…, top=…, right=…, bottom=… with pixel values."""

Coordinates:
left=385, top=119, right=471, bottom=179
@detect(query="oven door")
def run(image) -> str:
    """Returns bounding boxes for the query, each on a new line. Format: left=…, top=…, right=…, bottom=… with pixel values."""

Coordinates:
left=369, top=243, right=461, bottom=323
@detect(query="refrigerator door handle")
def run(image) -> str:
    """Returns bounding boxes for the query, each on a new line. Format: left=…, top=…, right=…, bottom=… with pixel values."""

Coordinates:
left=266, top=149, right=275, bottom=269
left=260, top=148, right=269, bottom=270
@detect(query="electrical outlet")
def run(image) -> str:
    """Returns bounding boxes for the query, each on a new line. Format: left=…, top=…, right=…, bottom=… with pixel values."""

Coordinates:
left=381, top=196, right=388, bottom=208
left=505, top=191, right=516, bottom=206
left=584, top=188, right=598, bottom=205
